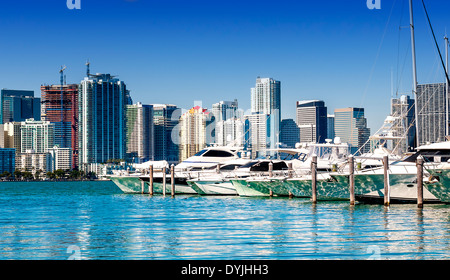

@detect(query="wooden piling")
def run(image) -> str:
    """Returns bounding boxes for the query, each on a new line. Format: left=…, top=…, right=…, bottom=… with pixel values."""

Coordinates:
left=383, top=155, right=390, bottom=206
left=141, top=179, right=145, bottom=194
left=311, top=155, right=317, bottom=203
left=417, top=157, right=424, bottom=208
left=171, top=164, right=175, bottom=197
left=268, top=162, right=273, bottom=178
left=162, top=166, right=167, bottom=197
left=348, top=155, right=355, bottom=205
left=149, top=165, right=153, bottom=195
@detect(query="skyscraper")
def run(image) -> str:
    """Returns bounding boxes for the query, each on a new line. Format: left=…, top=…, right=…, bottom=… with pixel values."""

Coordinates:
left=78, top=74, right=129, bottom=166
left=296, top=100, right=327, bottom=143
left=179, top=106, right=213, bottom=162
left=0, top=89, right=40, bottom=124
left=250, top=77, right=281, bottom=152
left=125, top=102, right=154, bottom=163
left=41, top=84, right=79, bottom=168
left=334, top=107, right=370, bottom=155
left=416, top=83, right=447, bottom=145
left=280, top=118, right=300, bottom=148
left=211, top=99, right=243, bottom=146
left=391, top=94, right=416, bottom=153
left=244, top=113, right=270, bottom=158
left=153, top=104, right=180, bottom=164
left=20, top=119, right=55, bottom=153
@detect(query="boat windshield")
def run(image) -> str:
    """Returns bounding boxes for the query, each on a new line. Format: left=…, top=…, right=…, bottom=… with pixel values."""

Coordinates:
left=194, top=149, right=208, bottom=156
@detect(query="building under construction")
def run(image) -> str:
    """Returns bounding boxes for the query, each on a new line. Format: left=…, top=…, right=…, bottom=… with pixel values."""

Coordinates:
left=40, top=84, right=78, bottom=169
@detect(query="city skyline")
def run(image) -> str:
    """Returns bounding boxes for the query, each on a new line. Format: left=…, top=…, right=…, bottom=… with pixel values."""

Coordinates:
left=1, top=1, right=450, bottom=132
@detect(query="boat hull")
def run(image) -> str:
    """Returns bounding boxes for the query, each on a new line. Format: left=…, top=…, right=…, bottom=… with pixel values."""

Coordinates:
left=110, top=176, right=146, bottom=193
left=188, top=180, right=238, bottom=195
left=424, top=169, right=450, bottom=203
left=231, top=179, right=272, bottom=197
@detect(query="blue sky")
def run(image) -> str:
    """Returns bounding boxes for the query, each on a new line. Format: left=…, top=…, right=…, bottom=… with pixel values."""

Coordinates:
left=0, top=0, right=449, bottom=131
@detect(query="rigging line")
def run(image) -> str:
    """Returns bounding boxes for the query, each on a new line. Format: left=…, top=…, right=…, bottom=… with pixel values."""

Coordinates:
left=421, top=0, right=450, bottom=85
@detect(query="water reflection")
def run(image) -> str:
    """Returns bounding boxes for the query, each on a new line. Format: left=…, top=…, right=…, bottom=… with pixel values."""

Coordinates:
left=0, top=182, right=450, bottom=259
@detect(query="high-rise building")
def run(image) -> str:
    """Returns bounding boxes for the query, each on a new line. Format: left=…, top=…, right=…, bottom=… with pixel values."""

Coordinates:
left=334, top=108, right=370, bottom=154
left=4, top=122, right=21, bottom=152
left=251, top=77, right=281, bottom=151
left=0, top=89, right=40, bottom=123
left=391, top=95, right=416, bottom=153
left=0, top=148, right=15, bottom=174
left=47, top=146, right=72, bottom=171
left=216, top=118, right=244, bottom=147
left=41, top=84, right=79, bottom=168
left=280, top=118, right=300, bottom=148
left=153, top=104, right=180, bottom=164
left=296, top=100, right=327, bottom=143
left=327, top=114, right=335, bottom=140
left=244, top=113, right=270, bottom=158
left=78, top=74, right=128, bottom=166
left=416, top=83, right=447, bottom=145
left=20, top=119, right=55, bottom=153
left=212, top=100, right=243, bottom=146
left=211, top=100, right=239, bottom=123
left=126, top=102, right=154, bottom=163
left=179, top=106, right=213, bottom=162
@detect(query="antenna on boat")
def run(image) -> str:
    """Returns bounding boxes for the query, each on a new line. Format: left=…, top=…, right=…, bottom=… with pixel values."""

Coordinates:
left=409, top=0, right=420, bottom=148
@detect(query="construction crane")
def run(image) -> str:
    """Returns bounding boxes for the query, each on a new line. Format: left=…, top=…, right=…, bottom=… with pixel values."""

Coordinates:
left=59, top=65, right=66, bottom=147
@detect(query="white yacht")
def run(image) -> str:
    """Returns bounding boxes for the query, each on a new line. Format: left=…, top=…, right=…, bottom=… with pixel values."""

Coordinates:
left=110, top=146, right=246, bottom=194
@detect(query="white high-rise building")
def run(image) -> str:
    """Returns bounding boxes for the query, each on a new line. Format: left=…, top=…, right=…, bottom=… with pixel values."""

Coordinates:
left=244, top=113, right=270, bottom=158
left=20, top=118, right=55, bottom=153
left=216, top=118, right=244, bottom=147
left=47, top=145, right=72, bottom=171
left=250, top=77, right=281, bottom=154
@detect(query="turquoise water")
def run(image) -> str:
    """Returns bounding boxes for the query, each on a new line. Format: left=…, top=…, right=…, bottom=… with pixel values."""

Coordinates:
left=0, top=181, right=449, bottom=260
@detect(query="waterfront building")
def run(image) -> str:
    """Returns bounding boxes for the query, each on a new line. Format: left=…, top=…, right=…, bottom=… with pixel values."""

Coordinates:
left=152, top=104, right=180, bottom=164
left=296, top=100, right=327, bottom=143
left=0, top=148, right=15, bottom=174
left=78, top=73, right=129, bottom=166
left=4, top=122, right=21, bottom=152
left=16, top=150, right=50, bottom=173
left=179, top=106, right=213, bottom=162
left=251, top=77, right=281, bottom=152
left=280, top=118, right=300, bottom=148
left=390, top=94, right=416, bottom=153
left=41, top=84, right=79, bottom=168
left=47, top=145, right=72, bottom=172
left=125, top=102, right=154, bottom=163
left=0, top=89, right=40, bottom=123
left=244, top=113, right=270, bottom=158
left=334, top=107, right=370, bottom=154
left=211, top=100, right=239, bottom=123
left=327, top=114, right=335, bottom=140
left=416, top=83, right=447, bottom=145
left=20, top=119, right=55, bottom=154
left=216, top=118, right=244, bottom=147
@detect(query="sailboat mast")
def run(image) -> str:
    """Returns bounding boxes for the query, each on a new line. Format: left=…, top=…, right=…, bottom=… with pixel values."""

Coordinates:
left=409, top=0, right=420, bottom=148
left=446, top=35, right=449, bottom=136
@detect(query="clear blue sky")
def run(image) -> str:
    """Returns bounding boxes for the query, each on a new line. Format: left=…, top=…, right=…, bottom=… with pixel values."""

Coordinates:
left=0, top=0, right=449, bottom=131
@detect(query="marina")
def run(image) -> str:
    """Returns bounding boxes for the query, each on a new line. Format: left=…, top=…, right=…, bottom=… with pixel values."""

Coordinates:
left=1, top=180, right=450, bottom=260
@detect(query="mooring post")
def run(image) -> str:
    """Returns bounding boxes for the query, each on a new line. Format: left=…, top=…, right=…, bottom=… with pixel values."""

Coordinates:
left=149, top=165, right=154, bottom=195
left=216, top=163, right=220, bottom=174
left=162, top=166, right=167, bottom=197
left=383, top=155, right=390, bottom=206
left=171, top=164, right=175, bottom=197
left=349, top=155, right=355, bottom=205
left=141, top=179, right=145, bottom=194
left=311, top=155, right=317, bottom=203
left=268, top=162, right=273, bottom=178
left=417, top=157, right=424, bottom=208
